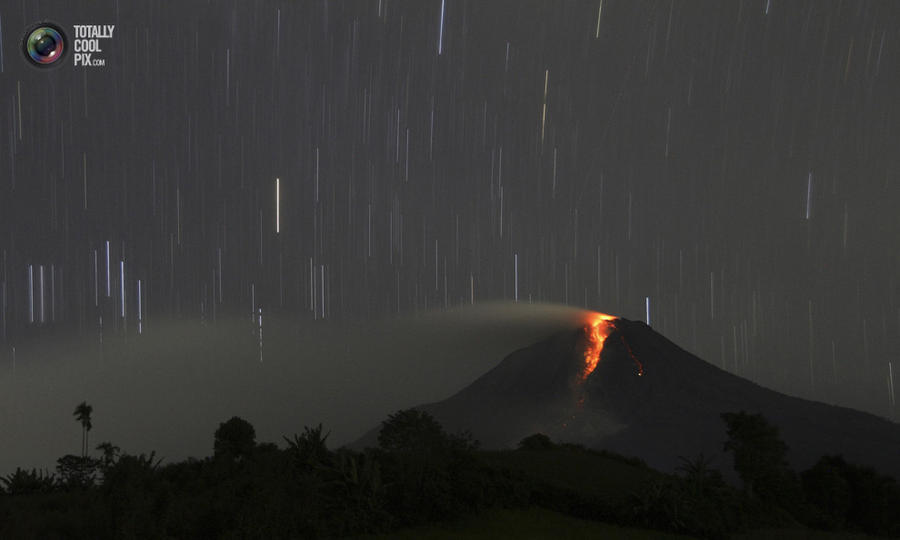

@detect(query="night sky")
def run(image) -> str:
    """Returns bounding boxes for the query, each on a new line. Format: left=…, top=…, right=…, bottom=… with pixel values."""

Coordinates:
left=0, top=0, right=898, bottom=426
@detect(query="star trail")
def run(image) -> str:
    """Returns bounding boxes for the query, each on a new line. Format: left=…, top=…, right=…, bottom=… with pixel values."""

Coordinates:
left=0, top=0, right=898, bottom=421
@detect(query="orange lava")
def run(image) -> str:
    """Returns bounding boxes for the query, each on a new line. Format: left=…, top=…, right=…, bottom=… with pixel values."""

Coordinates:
left=582, top=312, right=617, bottom=379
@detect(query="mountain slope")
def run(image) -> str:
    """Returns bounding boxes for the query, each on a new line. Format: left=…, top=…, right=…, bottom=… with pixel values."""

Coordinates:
left=355, top=318, right=900, bottom=479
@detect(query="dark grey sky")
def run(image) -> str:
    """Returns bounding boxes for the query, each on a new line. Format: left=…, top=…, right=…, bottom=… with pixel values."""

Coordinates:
left=0, top=0, right=897, bottom=429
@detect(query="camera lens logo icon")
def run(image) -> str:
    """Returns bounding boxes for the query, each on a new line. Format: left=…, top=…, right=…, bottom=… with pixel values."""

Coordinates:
left=23, top=23, right=68, bottom=67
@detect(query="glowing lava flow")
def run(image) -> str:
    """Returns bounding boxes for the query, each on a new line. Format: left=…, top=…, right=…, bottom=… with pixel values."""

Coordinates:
left=582, top=313, right=617, bottom=380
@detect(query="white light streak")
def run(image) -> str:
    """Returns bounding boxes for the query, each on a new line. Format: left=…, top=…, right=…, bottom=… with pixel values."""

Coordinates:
left=137, top=279, right=143, bottom=334
left=27, top=265, right=33, bottom=324
left=646, top=296, right=650, bottom=325
left=258, top=308, right=263, bottom=363
left=514, top=253, right=519, bottom=302
left=50, top=264, right=55, bottom=322
left=276, top=177, right=280, bottom=233
left=38, top=265, right=44, bottom=324
left=595, top=0, right=603, bottom=38
left=438, top=0, right=445, bottom=55
left=105, top=241, right=111, bottom=296
left=120, top=260, right=125, bottom=318
left=805, top=172, right=812, bottom=220
left=541, top=70, right=549, bottom=144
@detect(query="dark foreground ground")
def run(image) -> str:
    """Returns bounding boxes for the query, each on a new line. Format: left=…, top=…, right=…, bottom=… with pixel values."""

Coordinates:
left=1, top=409, right=898, bottom=539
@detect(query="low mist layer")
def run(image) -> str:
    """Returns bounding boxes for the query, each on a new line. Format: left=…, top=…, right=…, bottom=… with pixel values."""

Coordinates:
left=0, top=302, right=593, bottom=476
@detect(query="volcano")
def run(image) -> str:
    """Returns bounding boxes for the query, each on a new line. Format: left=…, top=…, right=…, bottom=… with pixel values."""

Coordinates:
left=355, top=317, right=900, bottom=479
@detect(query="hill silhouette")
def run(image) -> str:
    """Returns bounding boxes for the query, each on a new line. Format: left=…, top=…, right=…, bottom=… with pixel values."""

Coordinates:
left=353, top=317, right=900, bottom=479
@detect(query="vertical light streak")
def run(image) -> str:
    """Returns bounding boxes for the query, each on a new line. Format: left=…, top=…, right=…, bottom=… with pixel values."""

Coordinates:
left=889, top=362, right=895, bottom=418
left=805, top=172, right=812, bottom=219
left=27, top=265, right=33, bottom=324
left=541, top=70, right=549, bottom=144
left=438, top=0, right=445, bottom=55
left=225, top=48, right=230, bottom=105
left=842, top=204, right=848, bottom=250
left=0, top=11, right=5, bottom=73
left=275, top=177, right=280, bottom=234
left=308, top=258, right=314, bottom=312
left=514, top=253, right=519, bottom=302
left=38, top=265, right=44, bottom=324
left=137, top=279, right=142, bottom=334
left=646, top=296, right=650, bottom=325
left=257, top=308, right=263, bottom=362
left=50, top=264, right=55, bottom=322
left=275, top=8, right=281, bottom=59
left=120, top=260, right=125, bottom=318
left=105, top=241, right=111, bottom=297
left=595, top=0, right=603, bottom=38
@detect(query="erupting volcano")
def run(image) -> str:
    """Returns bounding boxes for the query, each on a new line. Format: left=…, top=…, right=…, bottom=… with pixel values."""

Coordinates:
left=581, top=313, right=616, bottom=379
left=581, top=312, right=643, bottom=380
left=352, top=317, right=900, bottom=480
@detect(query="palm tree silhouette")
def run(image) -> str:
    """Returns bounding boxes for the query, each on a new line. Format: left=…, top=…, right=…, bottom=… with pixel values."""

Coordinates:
left=73, top=402, right=93, bottom=458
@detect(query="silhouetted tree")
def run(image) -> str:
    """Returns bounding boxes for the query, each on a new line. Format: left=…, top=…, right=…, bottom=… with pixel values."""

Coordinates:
left=676, top=453, right=722, bottom=498
left=100, top=451, right=164, bottom=538
left=213, top=416, right=256, bottom=460
left=378, top=409, right=446, bottom=453
left=1, top=468, right=56, bottom=495
left=73, top=401, right=93, bottom=458
left=722, top=412, right=787, bottom=497
left=802, top=455, right=900, bottom=535
left=376, top=409, right=481, bottom=525
left=721, top=411, right=804, bottom=516
left=96, top=442, right=121, bottom=470
left=518, top=433, right=555, bottom=451
left=284, top=423, right=331, bottom=470
left=56, top=454, right=99, bottom=490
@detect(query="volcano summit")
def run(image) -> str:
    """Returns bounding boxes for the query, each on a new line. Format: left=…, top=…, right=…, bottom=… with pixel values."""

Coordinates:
left=356, top=316, right=900, bottom=479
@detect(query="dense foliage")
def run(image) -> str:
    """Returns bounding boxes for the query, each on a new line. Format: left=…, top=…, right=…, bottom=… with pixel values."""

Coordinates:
left=0, top=407, right=897, bottom=539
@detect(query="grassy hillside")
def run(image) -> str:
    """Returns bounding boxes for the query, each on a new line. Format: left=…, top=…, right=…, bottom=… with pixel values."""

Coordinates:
left=357, top=506, right=694, bottom=539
